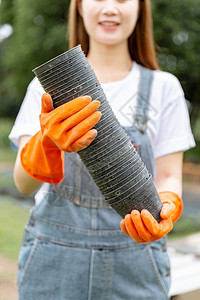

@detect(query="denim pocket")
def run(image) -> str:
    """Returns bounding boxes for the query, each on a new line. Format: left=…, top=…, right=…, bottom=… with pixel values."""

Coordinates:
left=18, top=230, right=39, bottom=287
left=146, top=244, right=170, bottom=298
left=18, top=238, right=91, bottom=300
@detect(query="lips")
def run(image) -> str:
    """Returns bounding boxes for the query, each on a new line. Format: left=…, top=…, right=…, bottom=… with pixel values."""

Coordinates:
left=99, top=21, right=120, bottom=26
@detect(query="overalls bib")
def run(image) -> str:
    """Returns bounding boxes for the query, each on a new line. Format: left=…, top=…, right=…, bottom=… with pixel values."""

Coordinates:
left=17, top=66, right=170, bottom=300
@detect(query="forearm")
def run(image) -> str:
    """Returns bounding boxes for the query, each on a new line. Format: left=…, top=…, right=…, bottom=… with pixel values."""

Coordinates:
left=155, top=175, right=182, bottom=197
left=154, top=151, right=183, bottom=197
left=14, top=136, right=43, bottom=195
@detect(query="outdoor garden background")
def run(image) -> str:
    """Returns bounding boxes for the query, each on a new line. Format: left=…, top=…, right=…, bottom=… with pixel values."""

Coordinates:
left=0, top=0, right=199, bottom=299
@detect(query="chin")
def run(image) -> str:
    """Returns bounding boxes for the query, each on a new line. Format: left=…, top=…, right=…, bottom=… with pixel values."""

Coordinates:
left=97, top=38, right=123, bottom=47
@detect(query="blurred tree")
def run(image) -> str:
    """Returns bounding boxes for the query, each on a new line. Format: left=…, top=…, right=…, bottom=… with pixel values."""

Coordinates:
left=0, top=0, right=199, bottom=129
left=152, top=0, right=200, bottom=128
left=0, top=0, right=70, bottom=118
left=0, top=0, right=15, bottom=25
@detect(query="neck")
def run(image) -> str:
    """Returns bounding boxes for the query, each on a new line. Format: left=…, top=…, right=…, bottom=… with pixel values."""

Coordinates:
left=87, top=41, right=133, bottom=83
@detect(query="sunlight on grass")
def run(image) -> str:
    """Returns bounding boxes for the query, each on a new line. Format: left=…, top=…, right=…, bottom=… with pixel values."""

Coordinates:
left=0, top=197, right=29, bottom=261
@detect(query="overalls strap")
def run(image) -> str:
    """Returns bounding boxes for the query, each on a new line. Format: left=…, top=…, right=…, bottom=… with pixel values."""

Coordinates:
left=134, top=66, right=154, bottom=133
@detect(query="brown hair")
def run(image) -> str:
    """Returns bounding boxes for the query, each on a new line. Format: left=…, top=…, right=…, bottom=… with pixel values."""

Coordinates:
left=68, top=0, right=159, bottom=70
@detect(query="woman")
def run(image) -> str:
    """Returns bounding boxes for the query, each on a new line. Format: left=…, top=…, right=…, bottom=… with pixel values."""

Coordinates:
left=9, top=0, right=195, bottom=299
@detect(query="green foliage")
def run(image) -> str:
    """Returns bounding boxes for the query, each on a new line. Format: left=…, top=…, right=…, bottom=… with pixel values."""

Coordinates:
left=151, top=0, right=200, bottom=162
left=184, top=141, right=200, bottom=164
left=0, top=0, right=200, bottom=158
left=0, top=0, right=70, bottom=118
left=152, top=0, right=200, bottom=122
left=0, top=0, right=16, bottom=25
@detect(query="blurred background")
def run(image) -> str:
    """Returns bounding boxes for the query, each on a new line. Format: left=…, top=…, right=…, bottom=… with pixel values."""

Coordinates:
left=0, top=0, right=200, bottom=299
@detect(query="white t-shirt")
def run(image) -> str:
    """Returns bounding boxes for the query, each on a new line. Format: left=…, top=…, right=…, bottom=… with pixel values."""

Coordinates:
left=10, top=62, right=195, bottom=156
left=9, top=62, right=195, bottom=203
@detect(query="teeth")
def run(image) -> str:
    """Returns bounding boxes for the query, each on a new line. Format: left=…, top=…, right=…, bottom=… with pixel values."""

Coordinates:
left=101, top=22, right=117, bottom=26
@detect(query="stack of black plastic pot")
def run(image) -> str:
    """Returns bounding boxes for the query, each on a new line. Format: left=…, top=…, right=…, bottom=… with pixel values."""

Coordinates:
left=33, top=45, right=162, bottom=221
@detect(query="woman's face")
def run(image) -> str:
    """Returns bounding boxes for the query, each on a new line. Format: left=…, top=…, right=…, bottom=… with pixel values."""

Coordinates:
left=78, top=0, right=140, bottom=47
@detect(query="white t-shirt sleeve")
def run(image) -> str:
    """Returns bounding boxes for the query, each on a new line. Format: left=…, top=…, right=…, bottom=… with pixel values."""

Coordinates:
left=9, top=77, right=44, bottom=147
left=150, top=72, right=195, bottom=159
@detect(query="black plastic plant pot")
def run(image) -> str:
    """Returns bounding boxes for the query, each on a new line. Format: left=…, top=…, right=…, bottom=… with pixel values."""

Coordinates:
left=83, top=130, right=130, bottom=165
left=119, top=179, right=159, bottom=210
left=107, top=173, right=155, bottom=205
left=47, top=79, right=100, bottom=103
left=88, top=127, right=127, bottom=156
left=41, top=62, right=95, bottom=88
left=106, top=180, right=162, bottom=221
left=85, top=142, right=135, bottom=172
left=50, top=84, right=102, bottom=108
left=84, top=144, right=135, bottom=183
left=46, top=79, right=99, bottom=105
left=110, top=184, right=162, bottom=220
left=95, top=100, right=112, bottom=113
left=39, top=61, right=89, bottom=86
left=33, top=45, right=82, bottom=76
left=88, top=125, right=129, bottom=150
left=46, top=72, right=97, bottom=96
left=32, top=45, right=162, bottom=222
left=92, top=151, right=141, bottom=184
left=38, top=57, right=87, bottom=81
left=97, top=162, right=146, bottom=192
left=102, top=164, right=149, bottom=200
left=87, top=142, right=138, bottom=173
left=94, top=120, right=119, bottom=139
left=80, top=122, right=128, bottom=163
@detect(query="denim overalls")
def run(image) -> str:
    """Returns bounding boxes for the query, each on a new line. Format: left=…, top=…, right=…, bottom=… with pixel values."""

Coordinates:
left=17, top=66, right=170, bottom=300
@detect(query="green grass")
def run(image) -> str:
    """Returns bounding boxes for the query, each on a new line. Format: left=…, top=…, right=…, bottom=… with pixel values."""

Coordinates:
left=0, top=118, right=15, bottom=148
left=0, top=117, right=17, bottom=166
left=0, top=172, right=15, bottom=188
left=0, top=151, right=20, bottom=197
left=0, top=148, right=16, bottom=165
left=168, top=214, right=200, bottom=240
left=0, top=196, right=29, bottom=261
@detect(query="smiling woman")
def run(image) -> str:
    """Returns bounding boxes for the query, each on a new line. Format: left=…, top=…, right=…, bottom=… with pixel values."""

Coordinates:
left=69, top=0, right=158, bottom=70
left=9, top=0, right=195, bottom=299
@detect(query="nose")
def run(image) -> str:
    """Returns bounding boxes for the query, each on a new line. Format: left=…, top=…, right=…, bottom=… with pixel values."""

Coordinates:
left=101, top=0, right=118, bottom=16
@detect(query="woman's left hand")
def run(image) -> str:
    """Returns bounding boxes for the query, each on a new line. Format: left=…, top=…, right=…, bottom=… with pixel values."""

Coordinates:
left=120, top=191, right=183, bottom=243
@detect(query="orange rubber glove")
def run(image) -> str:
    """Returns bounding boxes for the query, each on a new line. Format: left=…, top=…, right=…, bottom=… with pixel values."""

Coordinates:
left=20, top=93, right=101, bottom=184
left=120, top=191, right=183, bottom=243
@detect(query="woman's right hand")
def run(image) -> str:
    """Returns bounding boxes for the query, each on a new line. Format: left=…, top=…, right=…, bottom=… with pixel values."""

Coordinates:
left=20, top=93, right=101, bottom=185
left=120, top=191, right=183, bottom=243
